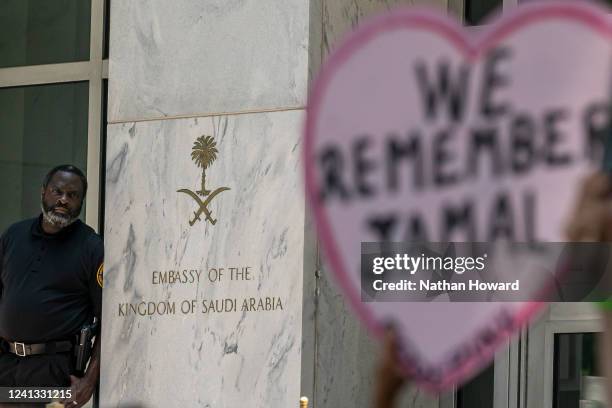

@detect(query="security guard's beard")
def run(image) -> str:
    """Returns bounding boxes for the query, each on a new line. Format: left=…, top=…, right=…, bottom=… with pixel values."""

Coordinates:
left=41, top=200, right=82, bottom=229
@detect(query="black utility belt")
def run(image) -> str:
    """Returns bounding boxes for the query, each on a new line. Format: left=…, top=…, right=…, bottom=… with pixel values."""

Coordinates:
left=6, top=340, right=73, bottom=357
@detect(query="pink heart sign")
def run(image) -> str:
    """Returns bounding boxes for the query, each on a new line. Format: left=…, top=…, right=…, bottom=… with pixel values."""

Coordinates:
left=304, top=1, right=612, bottom=391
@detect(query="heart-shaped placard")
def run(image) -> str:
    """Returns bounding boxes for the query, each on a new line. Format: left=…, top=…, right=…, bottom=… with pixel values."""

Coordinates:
left=304, top=1, right=612, bottom=391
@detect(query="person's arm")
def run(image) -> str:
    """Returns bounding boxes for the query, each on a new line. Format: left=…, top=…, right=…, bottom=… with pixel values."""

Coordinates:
left=565, top=173, right=612, bottom=405
left=63, top=338, right=99, bottom=407
left=63, top=236, right=103, bottom=408
left=80, top=335, right=101, bottom=392
left=373, top=330, right=408, bottom=408
left=565, top=173, right=612, bottom=242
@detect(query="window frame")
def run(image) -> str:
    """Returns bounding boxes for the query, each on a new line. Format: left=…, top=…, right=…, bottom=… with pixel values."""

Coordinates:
left=0, top=0, right=108, bottom=232
left=542, top=318, right=603, bottom=408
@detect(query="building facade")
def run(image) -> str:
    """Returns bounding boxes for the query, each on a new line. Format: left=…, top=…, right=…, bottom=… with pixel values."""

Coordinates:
left=0, top=1, right=607, bottom=407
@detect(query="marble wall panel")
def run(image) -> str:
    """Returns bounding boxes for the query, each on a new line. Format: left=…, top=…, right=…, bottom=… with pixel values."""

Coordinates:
left=313, top=265, right=441, bottom=408
left=305, top=1, right=449, bottom=406
left=108, top=0, right=309, bottom=122
left=100, top=110, right=305, bottom=407
left=308, top=0, right=449, bottom=82
left=299, top=212, right=319, bottom=400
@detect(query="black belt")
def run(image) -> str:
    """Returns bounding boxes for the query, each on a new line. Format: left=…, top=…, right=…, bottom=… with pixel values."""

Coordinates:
left=6, top=340, right=73, bottom=357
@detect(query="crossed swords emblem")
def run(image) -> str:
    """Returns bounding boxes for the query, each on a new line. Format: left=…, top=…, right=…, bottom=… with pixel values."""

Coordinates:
left=177, top=187, right=230, bottom=226
left=177, top=135, right=230, bottom=226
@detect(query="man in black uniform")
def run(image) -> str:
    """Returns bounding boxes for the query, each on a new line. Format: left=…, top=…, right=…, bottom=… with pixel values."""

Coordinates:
left=0, top=165, right=103, bottom=408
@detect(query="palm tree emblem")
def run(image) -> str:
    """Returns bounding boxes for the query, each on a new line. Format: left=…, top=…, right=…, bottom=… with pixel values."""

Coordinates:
left=191, top=135, right=218, bottom=196
left=177, top=135, right=230, bottom=226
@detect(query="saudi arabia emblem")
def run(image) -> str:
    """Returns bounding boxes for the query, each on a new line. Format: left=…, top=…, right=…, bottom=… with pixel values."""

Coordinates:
left=177, top=135, right=230, bottom=226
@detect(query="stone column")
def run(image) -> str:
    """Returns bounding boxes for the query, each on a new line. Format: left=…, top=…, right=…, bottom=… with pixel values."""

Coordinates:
left=101, top=1, right=309, bottom=406
left=303, top=1, right=457, bottom=407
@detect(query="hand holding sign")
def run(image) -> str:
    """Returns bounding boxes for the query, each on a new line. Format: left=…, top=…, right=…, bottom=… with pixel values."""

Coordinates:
left=304, top=1, right=612, bottom=391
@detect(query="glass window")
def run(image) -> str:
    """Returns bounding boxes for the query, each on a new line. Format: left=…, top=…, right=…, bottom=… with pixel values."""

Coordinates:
left=0, top=82, right=89, bottom=232
left=456, top=362, right=495, bottom=408
left=0, top=0, right=91, bottom=68
left=465, top=0, right=503, bottom=26
left=553, top=333, right=603, bottom=408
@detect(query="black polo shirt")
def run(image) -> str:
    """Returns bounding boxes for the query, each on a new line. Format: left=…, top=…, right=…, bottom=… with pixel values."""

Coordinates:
left=0, top=215, right=103, bottom=343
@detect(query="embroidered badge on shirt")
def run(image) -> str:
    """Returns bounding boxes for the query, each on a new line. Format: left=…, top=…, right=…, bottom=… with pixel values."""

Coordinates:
left=96, top=263, right=104, bottom=288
